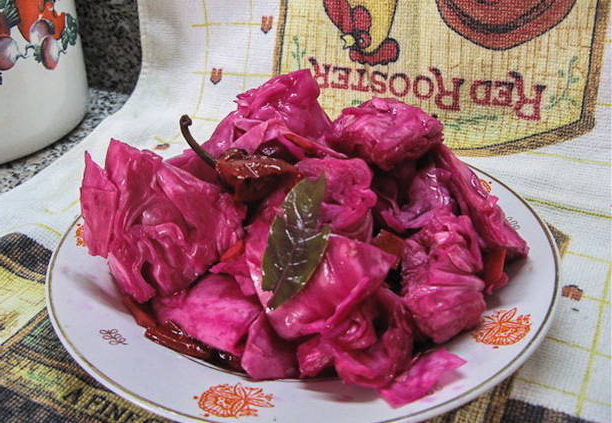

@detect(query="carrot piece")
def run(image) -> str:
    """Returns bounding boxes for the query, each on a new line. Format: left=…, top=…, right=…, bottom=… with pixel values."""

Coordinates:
left=483, top=248, right=507, bottom=286
left=371, top=230, right=406, bottom=268
left=220, top=239, right=245, bottom=262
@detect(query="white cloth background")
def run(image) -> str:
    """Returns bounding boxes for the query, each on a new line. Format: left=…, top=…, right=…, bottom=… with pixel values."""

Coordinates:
left=0, top=1, right=609, bottom=421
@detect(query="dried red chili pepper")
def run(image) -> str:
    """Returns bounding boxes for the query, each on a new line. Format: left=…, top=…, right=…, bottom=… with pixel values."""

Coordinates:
left=179, top=116, right=299, bottom=202
left=145, top=321, right=213, bottom=359
left=216, top=148, right=299, bottom=202
left=121, top=295, right=157, bottom=329
left=254, top=140, right=298, bottom=163
left=215, top=350, right=244, bottom=372
left=179, top=115, right=217, bottom=168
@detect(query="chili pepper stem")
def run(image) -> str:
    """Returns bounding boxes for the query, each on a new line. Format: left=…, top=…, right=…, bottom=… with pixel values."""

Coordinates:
left=179, top=115, right=217, bottom=168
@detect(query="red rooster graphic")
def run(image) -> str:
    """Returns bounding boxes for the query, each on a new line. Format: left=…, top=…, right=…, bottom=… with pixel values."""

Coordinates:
left=323, top=0, right=399, bottom=66
left=435, top=0, right=577, bottom=50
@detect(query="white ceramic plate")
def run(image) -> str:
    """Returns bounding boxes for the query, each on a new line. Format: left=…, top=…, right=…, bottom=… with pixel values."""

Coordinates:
left=46, top=168, right=559, bottom=423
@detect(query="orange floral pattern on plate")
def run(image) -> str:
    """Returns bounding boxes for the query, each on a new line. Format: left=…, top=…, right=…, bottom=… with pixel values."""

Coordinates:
left=75, top=223, right=86, bottom=247
left=472, top=307, right=531, bottom=346
left=479, top=179, right=493, bottom=193
left=196, top=383, right=274, bottom=418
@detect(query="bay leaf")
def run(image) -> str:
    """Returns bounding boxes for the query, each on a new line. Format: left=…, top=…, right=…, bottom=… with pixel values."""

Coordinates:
left=262, top=175, right=329, bottom=309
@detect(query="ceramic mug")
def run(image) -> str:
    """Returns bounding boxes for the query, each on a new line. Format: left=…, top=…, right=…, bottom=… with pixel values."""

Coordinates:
left=0, top=0, right=88, bottom=164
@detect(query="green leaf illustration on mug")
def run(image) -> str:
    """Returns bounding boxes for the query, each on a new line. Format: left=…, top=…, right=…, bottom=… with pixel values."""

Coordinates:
left=61, top=13, right=78, bottom=51
left=262, top=175, right=330, bottom=310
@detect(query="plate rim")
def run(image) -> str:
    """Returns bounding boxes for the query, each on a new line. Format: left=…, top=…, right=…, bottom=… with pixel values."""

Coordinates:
left=45, top=166, right=560, bottom=423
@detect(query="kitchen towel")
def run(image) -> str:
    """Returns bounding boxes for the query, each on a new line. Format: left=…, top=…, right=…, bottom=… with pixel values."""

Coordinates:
left=0, top=1, right=610, bottom=422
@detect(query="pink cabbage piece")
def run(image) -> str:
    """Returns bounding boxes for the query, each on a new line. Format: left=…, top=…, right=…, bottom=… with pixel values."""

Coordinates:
left=371, top=160, right=415, bottom=233
left=80, top=152, right=118, bottom=258
left=214, top=117, right=340, bottom=161
left=323, top=298, right=379, bottom=351
left=232, top=69, right=332, bottom=141
left=168, top=70, right=338, bottom=178
left=379, top=349, right=466, bottom=407
left=296, top=157, right=377, bottom=241
left=376, top=164, right=456, bottom=233
left=296, top=301, right=380, bottom=378
left=240, top=184, right=395, bottom=336
left=80, top=140, right=246, bottom=303
left=327, top=288, right=414, bottom=388
left=213, top=183, right=298, bottom=303
left=327, top=98, right=443, bottom=171
left=241, top=314, right=298, bottom=380
left=250, top=234, right=396, bottom=340
left=402, top=210, right=486, bottom=344
left=296, top=335, right=335, bottom=378
left=152, top=274, right=261, bottom=356
left=164, top=151, right=218, bottom=184
left=210, top=254, right=256, bottom=297
left=296, top=289, right=413, bottom=390
left=434, top=144, right=528, bottom=261
left=242, top=180, right=390, bottom=330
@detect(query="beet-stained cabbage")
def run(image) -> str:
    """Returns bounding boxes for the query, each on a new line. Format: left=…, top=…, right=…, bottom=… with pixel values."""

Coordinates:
left=295, top=288, right=415, bottom=389
left=297, top=157, right=377, bottom=241
left=80, top=70, right=530, bottom=408
left=256, top=235, right=396, bottom=340
left=168, top=70, right=336, bottom=178
left=211, top=254, right=255, bottom=297
left=434, top=145, right=529, bottom=260
left=81, top=140, right=246, bottom=302
left=377, top=165, right=456, bottom=233
left=402, top=210, right=486, bottom=343
left=329, top=288, right=413, bottom=388
left=232, top=69, right=332, bottom=141
left=327, top=98, right=443, bottom=171
left=152, top=274, right=260, bottom=356
left=433, top=144, right=528, bottom=293
left=241, top=314, right=298, bottom=380
left=379, top=349, right=466, bottom=407
left=296, top=335, right=334, bottom=378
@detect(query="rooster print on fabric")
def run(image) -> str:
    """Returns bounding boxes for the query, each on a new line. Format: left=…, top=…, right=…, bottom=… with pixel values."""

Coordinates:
left=323, top=0, right=400, bottom=66
left=435, top=0, right=578, bottom=50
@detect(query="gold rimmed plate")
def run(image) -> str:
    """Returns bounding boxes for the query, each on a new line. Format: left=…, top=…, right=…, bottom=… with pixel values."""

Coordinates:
left=46, top=167, right=559, bottom=423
